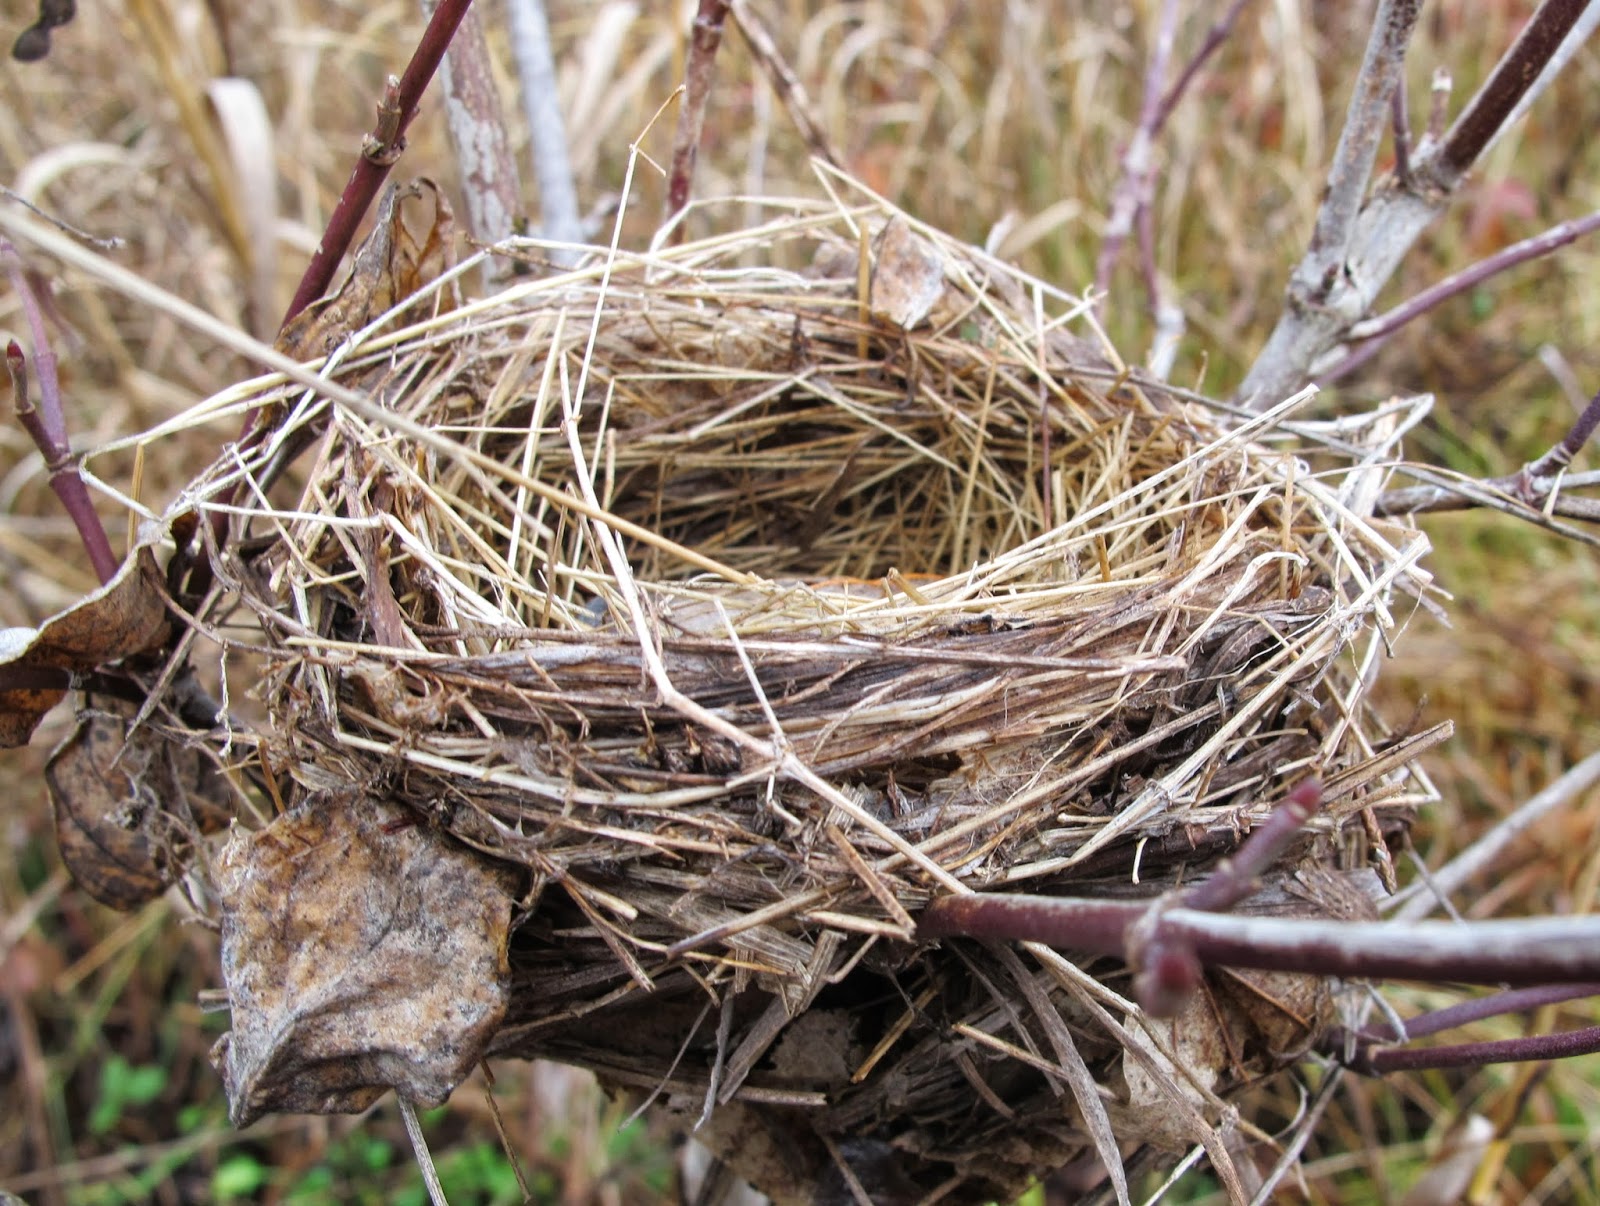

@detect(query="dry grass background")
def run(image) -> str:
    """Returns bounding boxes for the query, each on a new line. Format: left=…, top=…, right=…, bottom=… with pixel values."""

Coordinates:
left=2, top=0, right=1599, bottom=1201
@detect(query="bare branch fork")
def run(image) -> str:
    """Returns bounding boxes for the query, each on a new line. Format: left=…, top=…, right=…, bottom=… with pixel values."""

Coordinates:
left=1238, top=0, right=1598, bottom=409
left=919, top=779, right=1600, bottom=1071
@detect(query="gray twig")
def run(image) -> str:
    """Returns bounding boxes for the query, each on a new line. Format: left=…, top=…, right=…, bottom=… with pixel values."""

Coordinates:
left=508, top=0, right=584, bottom=263
left=427, top=0, right=522, bottom=252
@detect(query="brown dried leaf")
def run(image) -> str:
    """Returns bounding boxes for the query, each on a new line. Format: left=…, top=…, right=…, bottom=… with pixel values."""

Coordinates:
left=211, top=795, right=513, bottom=1126
left=277, top=179, right=456, bottom=360
left=0, top=545, right=171, bottom=748
left=44, top=709, right=210, bottom=910
left=869, top=219, right=946, bottom=331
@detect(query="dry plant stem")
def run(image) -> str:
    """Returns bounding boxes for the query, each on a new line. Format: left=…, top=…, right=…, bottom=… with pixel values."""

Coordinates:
left=0, top=187, right=122, bottom=250
left=397, top=1096, right=449, bottom=1206
left=280, top=0, right=472, bottom=327
left=426, top=0, right=521, bottom=248
left=663, top=0, right=732, bottom=239
left=1094, top=0, right=1181, bottom=297
left=2, top=241, right=118, bottom=584
left=1391, top=749, right=1600, bottom=921
left=506, top=0, right=583, bottom=259
left=1238, top=0, right=1593, bottom=408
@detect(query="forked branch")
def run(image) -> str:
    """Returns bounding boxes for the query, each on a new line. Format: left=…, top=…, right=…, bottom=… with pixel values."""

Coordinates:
left=1238, top=0, right=1597, bottom=409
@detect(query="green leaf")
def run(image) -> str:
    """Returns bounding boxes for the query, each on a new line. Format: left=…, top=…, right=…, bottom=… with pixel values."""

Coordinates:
left=212, top=1154, right=269, bottom=1200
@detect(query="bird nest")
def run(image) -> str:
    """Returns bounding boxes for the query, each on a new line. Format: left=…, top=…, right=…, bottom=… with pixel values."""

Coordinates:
left=182, top=186, right=1437, bottom=1202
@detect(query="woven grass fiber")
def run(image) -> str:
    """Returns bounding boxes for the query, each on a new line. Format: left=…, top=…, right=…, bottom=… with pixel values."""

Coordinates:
left=188, top=178, right=1438, bottom=1202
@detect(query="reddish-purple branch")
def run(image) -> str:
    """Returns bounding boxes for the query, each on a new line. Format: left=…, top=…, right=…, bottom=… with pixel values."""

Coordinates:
left=921, top=897, right=1600, bottom=986
left=1366, top=982, right=1600, bottom=1043
left=663, top=0, right=731, bottom=240
left=1180, top=778, right=1322, bottom=912
left=1351, top=1024, right=1600, bottom=1075
left=214, top=0, right=472, bottom=567
left=3, top=240, right=119, bottom=584
left=280, top=0, right=473, bottom=327
left=1430, top=0, right=1593, bottom=188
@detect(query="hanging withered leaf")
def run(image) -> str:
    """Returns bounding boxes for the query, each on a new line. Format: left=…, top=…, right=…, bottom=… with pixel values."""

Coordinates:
left=276, top=179, right=457, bottom=361
left=210, top=794, right=513, bottom=1126
left=0, top=544, right=172, bottom=748
left=44, top=708, right=226, bottom=911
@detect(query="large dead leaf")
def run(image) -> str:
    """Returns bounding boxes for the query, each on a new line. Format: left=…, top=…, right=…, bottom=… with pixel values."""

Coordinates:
left=276, top=179, right=456, bottom=360
left=45, top=708, right=227, bottom=911
left=0, top=545, right=171, bottom=748
left=211, top=795, right=513, bottom=1126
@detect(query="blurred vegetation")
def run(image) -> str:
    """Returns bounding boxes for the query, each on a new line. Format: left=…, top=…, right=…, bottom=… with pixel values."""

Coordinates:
left=3, top=0, right=1599, bottom=1201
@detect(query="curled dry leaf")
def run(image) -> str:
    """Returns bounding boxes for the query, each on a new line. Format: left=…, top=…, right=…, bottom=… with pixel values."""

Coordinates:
left=276, top=178, right=457, bottom=361
left=0, top=544, right=171, bottom=748
left=210, top=794, right=513, bottom=1126
left=44, top=708, right=227, bottom=911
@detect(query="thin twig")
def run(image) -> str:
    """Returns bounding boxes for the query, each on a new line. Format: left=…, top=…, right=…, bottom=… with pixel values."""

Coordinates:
left=1361, top=983, right=1600, bottom=1043
left=1331, top=208, right=1600, bottom=359
left=1180, top=779, right=1323, bottom=912
left=731, top=0, right=844, bottom=169
left=1151, top=0, right=1255, bottom=131
left=1430, top=0, right=1594, bottom=188
left=1390, top=750, right=1600, bottom=920
left=507, top=0, right=584, bottom=261
left=1351, top=1023, right=1600, bottom=1074
left=0, top=187, right=124, bottom=250
left=663, top=0, right=732, bottom=240
left=2, top=239, right=119, bottom=583
left=1372, top=387, right=1600, bottom=524
left=397, top=1096, right=449, bottom=1206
